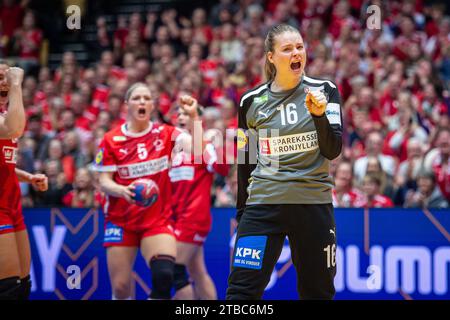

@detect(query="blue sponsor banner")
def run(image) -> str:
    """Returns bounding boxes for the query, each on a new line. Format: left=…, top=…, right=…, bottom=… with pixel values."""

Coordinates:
left=24, top=207, right=450, bottom=300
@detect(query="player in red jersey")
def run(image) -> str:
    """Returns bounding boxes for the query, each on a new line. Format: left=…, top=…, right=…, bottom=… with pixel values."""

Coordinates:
left=170, top=107, right=229, bottom=300
left=0, top=61, right=48, bottom=300
left=92, top=82, right=200, bottom=300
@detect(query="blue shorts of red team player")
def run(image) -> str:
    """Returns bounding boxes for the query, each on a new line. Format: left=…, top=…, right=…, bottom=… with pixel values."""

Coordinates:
left=0, top=207, right=26, bottom=235
left=173, top=225, right=210, bottom=246
left=103, top=221, right=175, bottom=247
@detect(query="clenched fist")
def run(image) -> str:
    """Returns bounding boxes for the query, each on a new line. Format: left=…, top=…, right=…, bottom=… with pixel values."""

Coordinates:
left=6, top=67, right=24, bottom=87
left=305, top=90, right=327, bottom=117
left=179, top=95, right=200, bottom=119
left=31, top=174, right=48, bottom=192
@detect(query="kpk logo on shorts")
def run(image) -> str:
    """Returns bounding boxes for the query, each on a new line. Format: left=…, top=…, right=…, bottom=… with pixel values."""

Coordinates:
left=233, top=235, right=267, bottom=270
left=104, top=222, right=123, bottom=243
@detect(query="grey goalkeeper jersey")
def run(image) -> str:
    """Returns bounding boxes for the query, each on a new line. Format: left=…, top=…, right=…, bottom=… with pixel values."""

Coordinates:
left=236, top=75, right=343, bottom=211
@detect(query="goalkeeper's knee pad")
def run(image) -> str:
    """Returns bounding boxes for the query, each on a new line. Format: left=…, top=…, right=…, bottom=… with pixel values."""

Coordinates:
left=149, top=255, right=175, bottom=300
left=0, top=276, right=21, bottom=300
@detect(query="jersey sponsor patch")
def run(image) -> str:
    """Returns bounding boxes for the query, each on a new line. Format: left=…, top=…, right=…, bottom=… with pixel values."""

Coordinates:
left=112, top=135, right=127, bottom=142
left=169, top=166, right=195, bottom=182
left=237, top=128, right=248, bottom=151
left=325, top=103, right=341, bottom=125
left=253, top=94, right=268, bottom=105
left=2, top=146, right=18, bottom=164
left=259, top=130, right=319, bottom=156
left=104, top=222, right=123, bottom=243
left=95, top=148, right=104, bottom=165
left=117, top=155, right=169, bottom=179
left=233, top=235, right=267, bottom=270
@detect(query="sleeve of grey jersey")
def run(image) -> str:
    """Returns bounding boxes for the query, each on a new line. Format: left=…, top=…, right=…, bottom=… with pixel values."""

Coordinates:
left=311, top=83, right=343, bottom=160
left=236, top=97, right=257, bottom=222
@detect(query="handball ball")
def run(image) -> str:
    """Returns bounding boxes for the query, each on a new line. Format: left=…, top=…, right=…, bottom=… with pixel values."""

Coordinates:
left=131, top=178, right=160, bottom=207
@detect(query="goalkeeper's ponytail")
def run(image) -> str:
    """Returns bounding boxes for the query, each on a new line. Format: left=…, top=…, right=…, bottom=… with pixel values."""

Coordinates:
left=264, top=24, right=301, bottom=82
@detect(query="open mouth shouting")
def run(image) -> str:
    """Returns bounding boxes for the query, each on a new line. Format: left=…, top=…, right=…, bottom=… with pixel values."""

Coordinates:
left=138, top=107, right=147, bottom=116
left=0, top=88, right=8, bottom=104
left=290, top=61, right=302, bottom=73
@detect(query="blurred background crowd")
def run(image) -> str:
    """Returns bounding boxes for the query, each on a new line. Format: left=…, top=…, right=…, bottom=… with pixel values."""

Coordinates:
left=0, top=0, right=449, bottom=209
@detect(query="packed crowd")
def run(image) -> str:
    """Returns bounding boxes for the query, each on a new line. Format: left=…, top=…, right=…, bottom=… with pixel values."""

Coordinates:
left=1, top=0, right=449, bottom=208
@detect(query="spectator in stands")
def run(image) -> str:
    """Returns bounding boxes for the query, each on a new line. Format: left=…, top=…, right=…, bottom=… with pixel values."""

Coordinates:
left=12, top=10, right=43, bottom=74
left=214, top=165, right=237, bottom=207
left=63, top=130, right=88, bottom=172
left=63, top=168, right=101, bottom=208
left=23, top=113, right=53, bottom=170
left=393, top=138, right=425, bottom=205
left=219, top=23, right=244, bottom=65
left=332, top=160, right=364, bottom=208
left=46, top=138, right=75, bottom=184
left=353, top=131, right=397, bottom=183
left=404, top=172, right=448, bottom=208
left=0, top=0, right=28, bottom=45
left=191, top=8, right=213, bottom=46
left=93, top=16, right=112, bottom=59
left=429, top=128, right=450, bottom=202
left=365, top=156, right=395, bottom=199
left=384, top=91, right=428, bottom=162
left=33, top=159, right=71, bottom=207
left=360, top=174, right=394, bottom=208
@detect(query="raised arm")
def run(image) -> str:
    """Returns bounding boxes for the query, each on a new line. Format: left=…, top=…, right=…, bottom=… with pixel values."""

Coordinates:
left=0, top=67, right=25, bottom=139
left=236, top=97, right=257, bottom=222
left=15, top=168, right=48, bottom=192
left=306, top=83, right=343, bottom=160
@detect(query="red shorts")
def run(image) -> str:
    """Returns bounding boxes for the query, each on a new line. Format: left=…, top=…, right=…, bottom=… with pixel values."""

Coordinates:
left=103, top=220, right=175, bottom=247
left=173, top=226, right=210, bottom=245
left=0, top=207, right=26, bottom=235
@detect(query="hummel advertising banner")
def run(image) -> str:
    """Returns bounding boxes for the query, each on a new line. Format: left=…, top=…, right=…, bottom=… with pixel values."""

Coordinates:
left=24, top=207, right=450, bottom=300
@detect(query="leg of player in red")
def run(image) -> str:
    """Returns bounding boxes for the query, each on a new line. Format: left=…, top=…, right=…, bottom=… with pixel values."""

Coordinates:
left=171, top=105, right=229, bottom=300
left=0, top=62, right=48, bottom=300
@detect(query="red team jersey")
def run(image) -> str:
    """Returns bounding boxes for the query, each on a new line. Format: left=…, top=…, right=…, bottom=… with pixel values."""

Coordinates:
left=169, top=141, right=228, bottom=244
left=360, top=195, right=394, bottom=208
left=93, top=122, right=181, bottom=246
left=332, top=189, right=365, bottom=208
left=0, top=134, right=25, bottom=234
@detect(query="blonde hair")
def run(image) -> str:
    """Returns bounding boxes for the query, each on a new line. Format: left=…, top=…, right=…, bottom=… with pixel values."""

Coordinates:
left=124, top=82, right=149, bottom=102
left=264, top=24, right=301, bottom=82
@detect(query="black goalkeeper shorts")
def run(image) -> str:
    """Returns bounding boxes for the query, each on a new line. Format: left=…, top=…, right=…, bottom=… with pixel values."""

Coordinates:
left=226, top=203, right=336, bottom=300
